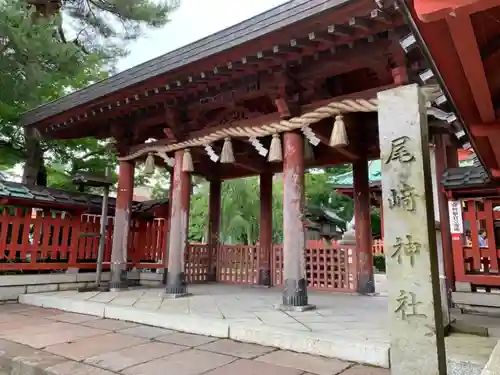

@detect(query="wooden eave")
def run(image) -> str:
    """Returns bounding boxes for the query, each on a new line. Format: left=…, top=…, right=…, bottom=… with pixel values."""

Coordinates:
left=403, top=0, right=500, bottom=177
left=22, top=0, right=412, bottom=143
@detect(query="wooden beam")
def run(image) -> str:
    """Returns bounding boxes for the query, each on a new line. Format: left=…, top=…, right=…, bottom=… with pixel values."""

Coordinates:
left=233, top=154, right=267, bottom=174
left=446, top=12, right=495, bottom=123
left=470, top=122, right=500, bottom=137
left=415, top=0, right=500, bottom=22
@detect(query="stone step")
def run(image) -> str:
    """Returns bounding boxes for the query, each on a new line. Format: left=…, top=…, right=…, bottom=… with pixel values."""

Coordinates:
left=452, top=291, right=500, bottom=310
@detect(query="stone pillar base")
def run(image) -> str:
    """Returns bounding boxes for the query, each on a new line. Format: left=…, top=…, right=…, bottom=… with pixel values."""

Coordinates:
left=110, top=268, right=128, bottom=291
left=256, top=268, right=271, bottom=287
left=165, top=272, right=187, bottom=296
left=281, top=278, right=310, bottom=307
left=163, top=292, right=192, bottom=299
left=274, top=303, right=316, bottom=312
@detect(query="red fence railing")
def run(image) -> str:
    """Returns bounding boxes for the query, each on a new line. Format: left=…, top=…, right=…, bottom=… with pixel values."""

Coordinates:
left=0, top=209, right=167, bottom=271
left=452, top=198, right=500, bottom=287
left=217, top=245, right=259, bottom=284
left=271, top=243, right=357, bottom=292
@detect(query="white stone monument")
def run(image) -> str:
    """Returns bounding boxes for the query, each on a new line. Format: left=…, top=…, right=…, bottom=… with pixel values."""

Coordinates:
left=378, top=84, right=447, bottom=375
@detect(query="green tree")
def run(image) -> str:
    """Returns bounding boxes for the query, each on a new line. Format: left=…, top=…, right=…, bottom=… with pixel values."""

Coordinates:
left=187, top=166, right=359, bottom=245
left=0, top=0, right=179, bottom=186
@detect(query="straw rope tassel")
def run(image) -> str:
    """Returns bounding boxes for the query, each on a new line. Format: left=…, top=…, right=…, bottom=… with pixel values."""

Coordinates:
left=268, top=133, right=282, bottom=162
left=144, top=152, right=155, bottom=175
left=220, top=137, right=235, bottom=163
left=304, top=137, right=314, bottom=161
left=329, top=115, right=349, bottom=147
left=182, top=149, right=194, bottom=172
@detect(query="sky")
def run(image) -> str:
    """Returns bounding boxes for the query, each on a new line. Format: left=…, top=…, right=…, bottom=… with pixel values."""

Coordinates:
left=117, top=0, right=290, bottom=72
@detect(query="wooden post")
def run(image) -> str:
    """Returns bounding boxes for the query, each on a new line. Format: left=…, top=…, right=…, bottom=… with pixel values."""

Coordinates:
left=208, top=179, right=221, bottom=282
left=162, top=170, right=174, bottom=285
left=435, top=134, right=456, bottom=291
left=165, top=150, right=191, bottom=296
left=110, top=160, right=134, bottom=291
left=258, top=172, right=273, bottom=286
left=378, top=84, right=446, bottom=374
left=277, top=131, right=314, bottom=311
left=353, top=157, right=374, bottom=294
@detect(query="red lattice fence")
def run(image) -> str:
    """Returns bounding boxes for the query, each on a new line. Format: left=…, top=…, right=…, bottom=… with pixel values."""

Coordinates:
left=271, top=243, right=357, bottom=292
left=0, top=209, right=168, bottom=271
left=452, top=198, right=500, bottom=287
left=217, top=245, right=259, bottom=284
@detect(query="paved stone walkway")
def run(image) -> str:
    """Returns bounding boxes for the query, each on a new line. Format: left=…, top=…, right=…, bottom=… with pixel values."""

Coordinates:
left=0, top=303, right=388, bottom=375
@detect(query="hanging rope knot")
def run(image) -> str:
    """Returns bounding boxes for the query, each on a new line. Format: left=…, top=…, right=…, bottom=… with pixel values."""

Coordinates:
left=330, top=115, right=349, bottom=147
left=144, top=152, right=155, bottom=175
left=182, top=149, right=193, bottom=172
left=220, top=137, right=235, bottom=164
left=268, top=133, right=282, bottom=163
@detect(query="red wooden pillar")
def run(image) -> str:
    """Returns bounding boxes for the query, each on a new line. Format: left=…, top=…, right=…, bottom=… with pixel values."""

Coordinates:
left=435, top=134, right=457, bottom=291
left=280, top=131, right=313, bottom=309
left=208, top=179, right=221, bottom=281
left=353, top=157, right=374, bottom=294
left=161, top=170, right=174, bottom=284
left=165, top=150, right=191, bottom=296
left=258, top=172, right=273, bottom=286
left=110, top=160, right=134, bottom=291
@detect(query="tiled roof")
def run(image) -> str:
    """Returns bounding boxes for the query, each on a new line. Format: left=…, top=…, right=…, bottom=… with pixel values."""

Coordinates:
left=330, top=157, right=474, bottom=188
left=442, top=166, right=491, bottom=189
left=20, top=0, right=350, bottom=126
left=329, top=160, right=382, bottom=187
left=0, top=181, right=168, bottom=216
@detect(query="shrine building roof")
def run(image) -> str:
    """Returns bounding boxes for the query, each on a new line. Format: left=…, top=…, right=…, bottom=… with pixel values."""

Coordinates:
left=19, top=0, right=411, bottom=146
left=20, top=0, right=362, bottom=127
left=0, top=181, right=168, bottom=217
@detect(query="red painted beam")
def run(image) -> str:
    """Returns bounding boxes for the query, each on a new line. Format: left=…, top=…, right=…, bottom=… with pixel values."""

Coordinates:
left=410, top=5, right=499, bottom=170
left=446, top=12, right=495, bottom=124
left=415, top=0, right=500, bottom=22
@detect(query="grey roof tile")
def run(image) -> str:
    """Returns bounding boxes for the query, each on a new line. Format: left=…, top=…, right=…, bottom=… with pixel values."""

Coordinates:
left=442, top=166, right=490, bottom=189
left=20, top=0, right=351, bottom=126
left=0, top=181, right=168, bottom=216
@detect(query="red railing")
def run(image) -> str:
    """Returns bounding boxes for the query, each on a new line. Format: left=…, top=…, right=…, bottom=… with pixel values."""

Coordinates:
left=0, top=209, right=167, bottom=271
left=185, top=243, right=211, bottom=283
left=217, top=245, right=259, bottom=284
left=372, top=239, right=384, bottom=256
left=271, top=243, right=357, bottom=292
left=452, top=198, right=500, bottom=286
left=129, top=218, right=168, bottom=268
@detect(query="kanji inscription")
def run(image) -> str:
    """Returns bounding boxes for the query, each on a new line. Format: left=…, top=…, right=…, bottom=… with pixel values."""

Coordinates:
left=388, top=183, right=418, bottom=212
left=391, top=235, right=421, bottom=267
left=385, top=136, right=415, bottom=164
left=394, top=290, right=427, bottom=320
left=378, top=84, right=446, bottom=375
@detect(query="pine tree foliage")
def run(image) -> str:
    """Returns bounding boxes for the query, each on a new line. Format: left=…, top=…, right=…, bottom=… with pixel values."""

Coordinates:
left=0, top=0, right=179, bottom=185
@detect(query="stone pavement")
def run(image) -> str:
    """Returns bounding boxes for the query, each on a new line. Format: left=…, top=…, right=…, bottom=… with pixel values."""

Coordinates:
left=0, top=303, right=388, bottom=375
left=17, top=283, right=500, bottom=373
left=20, top=284, right=391, bottom=367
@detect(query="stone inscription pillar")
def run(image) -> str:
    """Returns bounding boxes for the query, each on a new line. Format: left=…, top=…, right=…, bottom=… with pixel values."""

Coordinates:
left=258, top=172, right=273, bottom=286
left=110, top=160, right=134, bottom=291
left=165, top=150, right=191, bottom=296
left=208, top=179, right=221, bottom=282
left=353, top=157, right=374, bottom=294
left=278, top=131, right=314, bottom=311
left=378, top=84, right=447, bottom=374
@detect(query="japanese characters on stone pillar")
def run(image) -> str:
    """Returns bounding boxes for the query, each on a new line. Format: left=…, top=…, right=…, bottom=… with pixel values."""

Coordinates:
left=378, top=84, right=447, bottom=375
